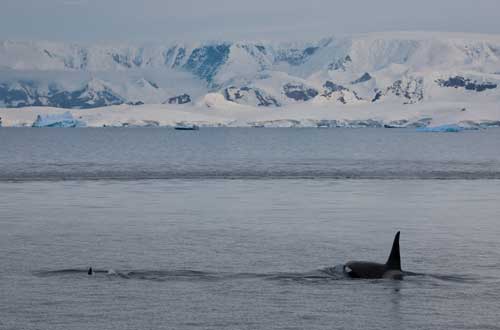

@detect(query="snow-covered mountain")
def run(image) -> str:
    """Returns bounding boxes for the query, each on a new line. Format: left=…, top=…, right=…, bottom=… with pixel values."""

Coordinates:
left=1, top=32, right=500, bottom=109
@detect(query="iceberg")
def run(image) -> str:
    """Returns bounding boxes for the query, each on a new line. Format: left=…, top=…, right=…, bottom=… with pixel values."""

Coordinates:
left=416, top=124, right=465, bottom=133
left=32, top=111, right=85, bottom=128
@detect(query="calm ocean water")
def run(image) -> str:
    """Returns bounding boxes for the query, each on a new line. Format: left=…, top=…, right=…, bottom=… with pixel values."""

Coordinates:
left=1, top=128, right=500, bottom=330
left=1, top=127, right=500, bottom=180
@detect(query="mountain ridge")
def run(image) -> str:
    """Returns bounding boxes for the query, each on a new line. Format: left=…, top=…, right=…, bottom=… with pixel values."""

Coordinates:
left=1, top=32, right=500, bottom=109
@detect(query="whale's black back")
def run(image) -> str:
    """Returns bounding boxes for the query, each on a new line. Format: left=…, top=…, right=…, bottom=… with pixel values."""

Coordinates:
left=345, top=231, right=402, bottom=279
left=345, top=261, right=386, bottom=278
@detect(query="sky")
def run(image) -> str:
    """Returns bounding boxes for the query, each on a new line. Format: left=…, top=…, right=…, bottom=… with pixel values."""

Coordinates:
left=2, top=0, right=500, bottom=42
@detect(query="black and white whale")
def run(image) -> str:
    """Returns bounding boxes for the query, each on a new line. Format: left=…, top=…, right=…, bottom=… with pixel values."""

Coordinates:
left=344, top=231, right=403, bottom=279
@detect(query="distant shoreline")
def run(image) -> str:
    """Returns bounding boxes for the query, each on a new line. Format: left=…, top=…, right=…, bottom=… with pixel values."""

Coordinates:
left=1, top=102, right=499, bottom=128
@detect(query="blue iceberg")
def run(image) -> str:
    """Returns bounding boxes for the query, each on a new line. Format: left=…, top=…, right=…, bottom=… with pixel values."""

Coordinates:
left=416, top=124, right=465, bottom=133
left=32, top=112, right=86, bottom=128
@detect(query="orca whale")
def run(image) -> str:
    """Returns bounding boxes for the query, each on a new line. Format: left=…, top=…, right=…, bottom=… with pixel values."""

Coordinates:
left=344, top=231, right=403, bottom=279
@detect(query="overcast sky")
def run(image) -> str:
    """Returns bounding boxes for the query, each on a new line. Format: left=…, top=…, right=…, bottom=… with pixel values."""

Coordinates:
left=2, top=0, right=500, bottom=42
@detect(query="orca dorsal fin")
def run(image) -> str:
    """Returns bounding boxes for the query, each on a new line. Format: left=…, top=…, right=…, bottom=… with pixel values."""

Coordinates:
left=385, top=231, right=401, bottom=270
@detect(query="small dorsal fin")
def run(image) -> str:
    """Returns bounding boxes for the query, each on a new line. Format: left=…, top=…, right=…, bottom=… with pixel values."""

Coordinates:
left=385, top=231, right=401, bottom=270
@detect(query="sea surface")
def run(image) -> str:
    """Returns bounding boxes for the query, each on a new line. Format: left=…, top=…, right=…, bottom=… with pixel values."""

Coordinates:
left=1, top=128, right=500, bottom=330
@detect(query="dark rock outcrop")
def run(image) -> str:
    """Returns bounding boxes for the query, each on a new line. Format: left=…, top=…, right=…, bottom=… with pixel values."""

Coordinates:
left=328, top=55, right=352, bottom=71
left=321, top=81, right=362, bottom=104
left=0, top=79, right=125, bottom=109
left=373, top=77, right=424, bottom=104
left=275, top=47, right=319, bottom=66
left=389, top=78, right=424, bottom=103
left=283, top=83, right=318, bottom=101
left=352, top=72, right=372, bottom=84
left=167, top=94, right=191, bottom=105
left=182, top=45, right=231, bottom=83
left=0, top=81, right=44, bottom=107
left=49, top=80, right=124, bottom=109
left=224, top=86, right=279, bottom=107
left=127, top=101, right=144, bottom=106
left=436, top=76, right=497, bottom=92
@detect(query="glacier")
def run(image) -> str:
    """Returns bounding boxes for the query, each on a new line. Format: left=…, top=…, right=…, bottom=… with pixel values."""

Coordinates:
left=0, top=32, right=500, bottom=127
left=1, top=101, right=499, bottom=128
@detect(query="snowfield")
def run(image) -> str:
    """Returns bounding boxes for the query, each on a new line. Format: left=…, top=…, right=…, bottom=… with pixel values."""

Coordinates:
left=1, top=101, right=499, bottom=128
left=1, top=32, right=500, bottom=127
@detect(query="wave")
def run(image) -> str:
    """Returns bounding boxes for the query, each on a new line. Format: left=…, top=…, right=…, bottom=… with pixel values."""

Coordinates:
left=34, top=267, right=348, bottom=282
left=3, top=169, right=500, bottom=181
left=33, top=267, right=477, bottom=284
